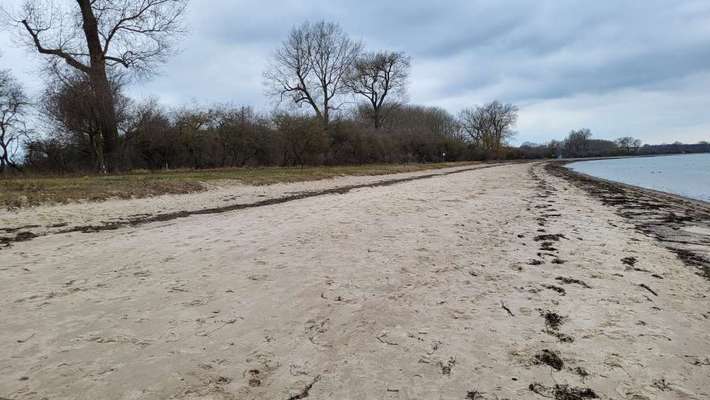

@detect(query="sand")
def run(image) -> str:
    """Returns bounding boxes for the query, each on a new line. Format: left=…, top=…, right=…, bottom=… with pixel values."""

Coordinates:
left=0, top=164, right=484, bottom=242
left=1, top=162, right=709, bottom=399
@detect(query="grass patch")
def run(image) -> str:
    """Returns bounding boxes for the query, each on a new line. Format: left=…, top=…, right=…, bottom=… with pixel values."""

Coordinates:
left=0, top=162, right=476, bottom=208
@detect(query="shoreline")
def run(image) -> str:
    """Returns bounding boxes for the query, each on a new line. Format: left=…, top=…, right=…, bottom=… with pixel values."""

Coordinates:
left=557, top=151, right=710, bottom=165
left=548, top=161, right=710, bottom=279
left=558, top=159, right=710, bottom=208
left=562, top=154, right=710, bottom=206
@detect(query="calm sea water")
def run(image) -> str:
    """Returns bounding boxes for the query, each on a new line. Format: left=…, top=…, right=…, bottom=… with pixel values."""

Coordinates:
left=567, top=153, right=710, bottom=203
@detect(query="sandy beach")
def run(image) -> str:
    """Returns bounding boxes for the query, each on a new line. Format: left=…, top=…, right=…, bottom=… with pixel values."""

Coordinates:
left=1, top=162, right=709, bottom=399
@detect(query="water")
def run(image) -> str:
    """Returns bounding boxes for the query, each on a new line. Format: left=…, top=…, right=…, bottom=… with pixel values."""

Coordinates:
left=567, top=153, right=710, bottom=203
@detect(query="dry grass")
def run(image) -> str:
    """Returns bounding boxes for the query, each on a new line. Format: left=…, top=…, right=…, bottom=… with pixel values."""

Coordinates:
left=0, top=162, right=476, bottom=208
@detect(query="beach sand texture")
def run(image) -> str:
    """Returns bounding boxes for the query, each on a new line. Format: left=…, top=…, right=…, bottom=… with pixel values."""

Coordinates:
left=1, top=163, right=709, bottom=399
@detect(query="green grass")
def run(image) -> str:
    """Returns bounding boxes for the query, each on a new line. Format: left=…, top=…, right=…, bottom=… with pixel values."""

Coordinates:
left=0, top=162, right=476, bottom=208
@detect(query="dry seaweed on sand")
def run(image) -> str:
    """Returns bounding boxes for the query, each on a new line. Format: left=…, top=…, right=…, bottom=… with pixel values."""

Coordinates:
left=540, top=310, right=565, bottom=330
left=555, top=276, right=592, bottom=288
left=622, top=256, right=638, bottom=267
left=542, top=284, right=566, bottom=295
left=534, top=233, right=567, bottom=242
left=529, top=383, right=598, bottom=400
left=533, top=349, right=564, bottom=370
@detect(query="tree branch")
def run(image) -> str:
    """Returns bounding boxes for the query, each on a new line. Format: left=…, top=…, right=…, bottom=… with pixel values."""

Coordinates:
left=21, top=19, right=91, bottom=73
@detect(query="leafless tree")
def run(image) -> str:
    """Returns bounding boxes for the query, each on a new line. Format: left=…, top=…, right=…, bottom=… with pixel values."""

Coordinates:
left=563, top=128, right=592, bottom=157
left=0, top=69, right=30, bottom=173
left=459, top=101, right=518, bottom=158
left=346, top=51, right=410, bottom=129
left=41, top=72, right=130, bottom=170
left=7, top=0, right=188, bottom=171
left=265, top=21, right=362, bottom=128
left=615, top=136, right=642, bottom=153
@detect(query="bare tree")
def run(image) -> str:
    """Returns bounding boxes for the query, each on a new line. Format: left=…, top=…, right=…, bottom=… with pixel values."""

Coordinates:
left=0, top=69, right=30, bottom=173
left=8, top=0, right=188, bottom=171
left=346, top=51, right=410, bottom=129
left=459, top=101, right=518, bottom=158
left=615, top=136, right=642, bottom=154
left=265, top=21, right=362, bottom=128
left=41, top=72, right=130, bottom=170
left=563, top=128, right=592, bottom=157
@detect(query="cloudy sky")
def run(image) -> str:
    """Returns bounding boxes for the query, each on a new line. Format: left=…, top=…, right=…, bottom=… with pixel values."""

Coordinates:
left=2, top=0, right=710, bottom=144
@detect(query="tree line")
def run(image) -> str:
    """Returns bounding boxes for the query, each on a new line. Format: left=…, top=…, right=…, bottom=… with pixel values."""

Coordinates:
left=0, top=1, right=706, bottom=174
left=515, top=128, right=710, bottom=159
left=0, top=3, right=520, bottom=174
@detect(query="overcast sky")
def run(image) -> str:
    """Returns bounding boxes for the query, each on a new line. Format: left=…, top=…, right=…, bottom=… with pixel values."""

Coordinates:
left=2, top=0, right=710, bottom=145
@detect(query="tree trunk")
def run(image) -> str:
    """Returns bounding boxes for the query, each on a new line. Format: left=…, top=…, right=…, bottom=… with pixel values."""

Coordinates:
left=91, top=71, right=119, bottom=172
left=0, top=126, right=8, bottom=174
left=78, top=0, right=120, bottom=172
left=323, top=107, right=330, bottom=129
left=0, top=133, right=5, bottom=174
left=0, top=144, right=20, bottom=173
left=89, top=132, right=106, bottom=172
